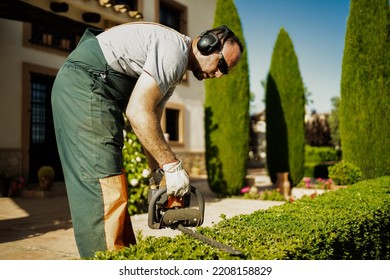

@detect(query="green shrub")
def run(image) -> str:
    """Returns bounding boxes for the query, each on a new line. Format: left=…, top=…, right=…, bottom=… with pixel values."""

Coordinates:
left=241, top=188, right=286, bottom=201
left=304, top=162, right=318, bottom=177
left=304, top=146, right=341, bottom=178
left=305, top=113, right=332, bottom=147
left=122, top=125, right=150, bottom=215
left=305, top=145, right=340, bottom=163
left=93, top=177, right=390, bottom=260
left=37, top=166, right=55, bottom=180
left=328, top=161, right=362, bottom=185
left=312, top=162, right=337, bottom=179
left=259, top=189, right=285, bottom=201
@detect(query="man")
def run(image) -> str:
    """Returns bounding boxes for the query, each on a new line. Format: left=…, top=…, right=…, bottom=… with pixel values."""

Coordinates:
left=52, top=22, right=243, bottom=258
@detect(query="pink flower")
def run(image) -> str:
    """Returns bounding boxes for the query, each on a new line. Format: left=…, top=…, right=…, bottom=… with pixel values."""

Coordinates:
left=19, top=176, right=25, bottom=183
left=303, top=177, right=311, bottom=188
left=240, top=186, right=250, bottom=194
left=8, top=175, right=26, bottom=196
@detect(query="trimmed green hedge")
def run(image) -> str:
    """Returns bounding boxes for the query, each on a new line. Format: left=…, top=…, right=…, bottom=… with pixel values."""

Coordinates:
left=304, top=145, right=341, bottom=178
left=93, top=177, right=390, bottom=260
left=305, top=145, right=340, bottom=163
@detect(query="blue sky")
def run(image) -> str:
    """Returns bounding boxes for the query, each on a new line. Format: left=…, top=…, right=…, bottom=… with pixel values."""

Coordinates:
left=234, top=0, right=350, bottom=114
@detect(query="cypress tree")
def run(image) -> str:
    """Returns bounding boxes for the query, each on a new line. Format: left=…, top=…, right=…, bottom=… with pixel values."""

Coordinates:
left=204, top=0, right=250, bottom=196
left=340, top=0, right=390, bottom=178
left=328, top=96, right=341, bottom=149
left=265, top=28, right=305, bottom=186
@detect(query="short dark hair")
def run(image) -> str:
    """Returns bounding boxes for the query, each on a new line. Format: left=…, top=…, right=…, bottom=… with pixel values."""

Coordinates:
left=224, top=33, right=244, bottom=54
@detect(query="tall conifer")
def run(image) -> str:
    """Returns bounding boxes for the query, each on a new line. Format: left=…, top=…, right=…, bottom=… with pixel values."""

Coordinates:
left=265, top=28, right=305, bottom=186
left=340, top=0, right=390, bottom=178
left=205, top=0, right=250, bottom=195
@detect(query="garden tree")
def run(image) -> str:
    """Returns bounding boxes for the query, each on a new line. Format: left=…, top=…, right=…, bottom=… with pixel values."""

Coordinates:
left=304, top=112, right=332, bottom=147
left=328, top=96, right=341, bottom=149
left=265, top=28, right=305, bottom=187
left=340, top=0, right=390, bottom=179
left=204, top=0, right=250, bottom=196
left=303, top=85, right=313, bottom=108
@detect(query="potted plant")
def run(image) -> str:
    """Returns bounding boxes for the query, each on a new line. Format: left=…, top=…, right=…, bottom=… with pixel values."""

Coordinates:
left=37, top=166, right=55, bottom=191
left=0, top=171, right=11, bottom=197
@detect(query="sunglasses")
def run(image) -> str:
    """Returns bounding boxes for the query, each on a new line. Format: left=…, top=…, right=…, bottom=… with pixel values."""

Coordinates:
left=218, top=51, right=229, bottom=75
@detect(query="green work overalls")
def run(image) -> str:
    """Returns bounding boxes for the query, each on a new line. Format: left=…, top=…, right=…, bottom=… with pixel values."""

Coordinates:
left=52, top=29, right=136, bottom=258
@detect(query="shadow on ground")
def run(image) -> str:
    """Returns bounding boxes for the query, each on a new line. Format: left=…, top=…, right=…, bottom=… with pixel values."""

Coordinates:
left=0, top=195, right=72, bottom=243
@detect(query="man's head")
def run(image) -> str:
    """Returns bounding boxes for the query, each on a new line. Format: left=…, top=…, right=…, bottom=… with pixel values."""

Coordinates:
left=189, top=25, right=243, bottom=80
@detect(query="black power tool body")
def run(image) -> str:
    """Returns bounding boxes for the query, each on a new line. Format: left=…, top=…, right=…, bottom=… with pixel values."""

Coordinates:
left=147, top=179, right=243, bottom=256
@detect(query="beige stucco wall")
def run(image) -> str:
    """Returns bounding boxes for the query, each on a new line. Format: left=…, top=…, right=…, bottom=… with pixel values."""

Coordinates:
left=166, top=0, right=216, bottom=152
left=0, top=18, right=67, bottom=149
left=0, top=0, right=216, bottom=155
left=0, top=18, right=23, bottom=149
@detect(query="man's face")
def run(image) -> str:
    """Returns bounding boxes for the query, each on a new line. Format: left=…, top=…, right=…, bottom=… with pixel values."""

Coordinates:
left=192, top=41, right=241, bottom=81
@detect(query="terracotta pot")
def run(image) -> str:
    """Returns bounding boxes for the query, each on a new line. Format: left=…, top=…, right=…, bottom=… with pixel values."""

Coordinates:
left=275, top=172, right=291, bottom=198
left=39, top=176, right=53, bottom=191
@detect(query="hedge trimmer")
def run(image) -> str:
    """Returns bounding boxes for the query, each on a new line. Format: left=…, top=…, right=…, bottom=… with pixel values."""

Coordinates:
left=147, top=178, right=243, bottom=256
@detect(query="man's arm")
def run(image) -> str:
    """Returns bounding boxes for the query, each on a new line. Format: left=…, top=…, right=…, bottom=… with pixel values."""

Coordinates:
left=126, top=72, right=177, bottom=168
left=127, top=72, right=190, bottom=196
left=142, top=100, right=164, bottom=172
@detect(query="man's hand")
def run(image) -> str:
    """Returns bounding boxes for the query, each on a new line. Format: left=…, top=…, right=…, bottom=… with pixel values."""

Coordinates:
left=151, top=168, right=165, bottom=186
left=162, top=160, right=190, bottom=196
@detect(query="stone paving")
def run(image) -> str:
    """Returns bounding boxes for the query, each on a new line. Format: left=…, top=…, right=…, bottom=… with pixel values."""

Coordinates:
left=0, top=169, right=319, bottom=260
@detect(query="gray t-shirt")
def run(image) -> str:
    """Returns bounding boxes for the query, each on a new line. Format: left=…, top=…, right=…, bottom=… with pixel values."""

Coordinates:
left=97, top=22, right=191, bottom=96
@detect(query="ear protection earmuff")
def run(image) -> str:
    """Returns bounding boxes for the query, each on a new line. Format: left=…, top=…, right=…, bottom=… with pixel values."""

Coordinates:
left=197, top=25, right=233, bottom=55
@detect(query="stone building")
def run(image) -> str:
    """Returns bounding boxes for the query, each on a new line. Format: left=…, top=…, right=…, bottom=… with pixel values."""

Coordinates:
left=0, top=0, right=216, bottom=184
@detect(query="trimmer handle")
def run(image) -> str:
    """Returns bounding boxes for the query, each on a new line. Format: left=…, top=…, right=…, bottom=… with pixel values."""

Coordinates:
left=148, top=185, right=205, bottom=229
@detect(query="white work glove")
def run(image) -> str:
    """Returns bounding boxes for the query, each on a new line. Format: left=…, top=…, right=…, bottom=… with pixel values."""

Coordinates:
left=162, top=160, right=190, bottom=197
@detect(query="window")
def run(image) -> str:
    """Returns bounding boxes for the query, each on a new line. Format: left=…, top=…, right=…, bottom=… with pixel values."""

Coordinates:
left=30, top=81, right=48, bottom=143
left=30, top=74, right=55, bottom=144
left=25, top=70, right=64, bottom=182
left=165, top=108, right=180, bottom=141
left=29, top=23, right=80, bottom=52
left=159, top=0, right=189, bottom=83
left=162, top=103, right=184, bottom=146
left=159, top=0, right=187, bottom=33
